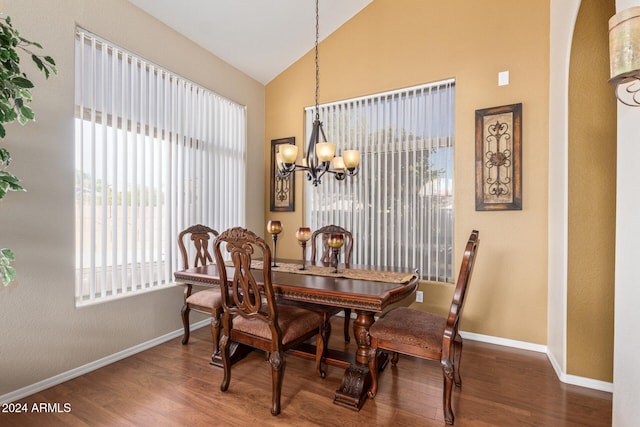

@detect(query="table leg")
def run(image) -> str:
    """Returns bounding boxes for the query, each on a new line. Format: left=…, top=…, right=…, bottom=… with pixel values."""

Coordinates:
left=333, top=310, right=381, bottom=410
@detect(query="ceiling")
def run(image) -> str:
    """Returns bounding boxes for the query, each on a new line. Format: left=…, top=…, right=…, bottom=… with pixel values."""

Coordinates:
left=127, top=0, right=372, bottom=85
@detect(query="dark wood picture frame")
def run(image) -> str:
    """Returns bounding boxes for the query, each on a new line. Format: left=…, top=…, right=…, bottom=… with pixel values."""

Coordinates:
left=475, top=103, right=522, bottom=211
left=270, top=137, right=295, bottom=212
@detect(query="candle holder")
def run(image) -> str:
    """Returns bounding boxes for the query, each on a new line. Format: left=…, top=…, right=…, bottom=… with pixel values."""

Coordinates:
left=266, top=220, right=282, bottom=267
left=296, top=227, right=312, bottom=270
left=326, top=233, right=345, bottom=273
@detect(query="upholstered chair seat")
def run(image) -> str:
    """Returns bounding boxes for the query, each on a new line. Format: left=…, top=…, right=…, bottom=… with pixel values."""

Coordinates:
left=369, top=308, right=447, bottom=353
left=185, top=289, right=222, bottom=309
left=231, top=305, right=324, bottom=345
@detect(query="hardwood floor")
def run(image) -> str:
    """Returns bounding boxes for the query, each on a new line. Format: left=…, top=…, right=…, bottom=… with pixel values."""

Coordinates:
left=2, top=319, right=611, bottom=426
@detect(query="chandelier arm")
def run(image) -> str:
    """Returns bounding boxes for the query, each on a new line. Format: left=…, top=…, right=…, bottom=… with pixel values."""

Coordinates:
left=314, top=165, right=329, bottom=184
left=345, top=167, right=360, bottom=177
left=307, top=120, right=320, bottom=172
left=317, top=120, right=328, bottom=143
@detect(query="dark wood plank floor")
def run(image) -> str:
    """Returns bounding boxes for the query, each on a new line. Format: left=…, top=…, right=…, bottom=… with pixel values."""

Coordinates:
left=2, top=318, right=612, bottom=426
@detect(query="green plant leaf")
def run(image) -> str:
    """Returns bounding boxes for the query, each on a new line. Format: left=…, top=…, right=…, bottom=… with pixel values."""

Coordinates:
left=0, top=263, right=15, bottom=286
left=0, top=147, right=10, bottom=165
left=0, top=170, right=25, bottom=194
left=19, top=105, right=34, bottom=120
left=5, top=109, right=17, bottom=122
left=19, top=88, right=32, bottom=100
left=1, top=248, right=15, bottom=261
left=11, top=76, right=34, bottom=88
left=31, top=54, right=43, bottom=71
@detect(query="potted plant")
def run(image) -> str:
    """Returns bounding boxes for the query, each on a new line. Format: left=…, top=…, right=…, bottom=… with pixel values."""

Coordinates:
left=0, top=16, right=56, bottom=285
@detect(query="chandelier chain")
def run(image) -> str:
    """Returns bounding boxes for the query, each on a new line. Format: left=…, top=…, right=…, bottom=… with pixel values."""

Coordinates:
left=315, top=0, right=320, bottom=120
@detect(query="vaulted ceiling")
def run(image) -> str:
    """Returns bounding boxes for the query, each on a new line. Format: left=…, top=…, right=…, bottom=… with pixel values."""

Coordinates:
left=127, top=0, right=372, bottom=84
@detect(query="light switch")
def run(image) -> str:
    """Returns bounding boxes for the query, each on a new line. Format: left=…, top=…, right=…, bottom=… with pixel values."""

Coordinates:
left=498, top=70, right=510, bottom=86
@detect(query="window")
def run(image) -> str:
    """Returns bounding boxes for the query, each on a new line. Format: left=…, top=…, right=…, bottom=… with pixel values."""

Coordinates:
left=305, top=80, right=454, bottom=282
left=75, top=29, right=246, bottom=305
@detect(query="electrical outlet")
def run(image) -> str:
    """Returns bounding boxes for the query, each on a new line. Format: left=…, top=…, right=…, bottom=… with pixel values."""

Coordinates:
left=416, top=290, right=423, bottom=303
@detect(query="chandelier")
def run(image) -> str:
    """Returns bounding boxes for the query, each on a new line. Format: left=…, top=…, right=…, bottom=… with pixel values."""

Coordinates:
left=277, top=0, right=360, bottom=186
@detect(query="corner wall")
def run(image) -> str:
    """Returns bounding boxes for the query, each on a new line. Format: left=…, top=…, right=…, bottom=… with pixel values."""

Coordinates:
left=0, top=0, right=264, bottom=396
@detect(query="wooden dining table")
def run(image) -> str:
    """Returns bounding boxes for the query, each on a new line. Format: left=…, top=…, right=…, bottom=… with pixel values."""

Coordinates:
left=174, top=259, right=418, bottom=410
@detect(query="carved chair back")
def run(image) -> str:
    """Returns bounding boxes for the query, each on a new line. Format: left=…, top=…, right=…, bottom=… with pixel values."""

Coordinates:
left=446, top=230, right=479, bottom=341
left=310, top=225, right=354, bottom=267
left=177, top=224, right=218, bottom=269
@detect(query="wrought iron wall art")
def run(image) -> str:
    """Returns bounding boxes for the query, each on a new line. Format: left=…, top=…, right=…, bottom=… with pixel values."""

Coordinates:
left=270, top=137, right=295, bottom=212
left=475, top=103, right=522, bottom=211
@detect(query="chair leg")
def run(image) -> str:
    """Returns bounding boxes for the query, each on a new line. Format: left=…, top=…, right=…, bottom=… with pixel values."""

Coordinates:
left=441, top=359, right=455, bottom=425
left=269, top=351, right=285, bottom=416
left=220, top=332, right=231, bottom=392
left=211, top=309, right=221, bottom=356
left=181, top=303, right=190, bottom=345
left=390, top=351, right=399, bottom=366
left=343, top=308, right=351, bottom=342
left=366, top=345, right=379, bottom=398
left=453, top=333, right=463, bottom=387
left=315, top=330, right=327, bottom=378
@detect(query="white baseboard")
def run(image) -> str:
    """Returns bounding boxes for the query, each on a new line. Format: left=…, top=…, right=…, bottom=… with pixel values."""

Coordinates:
left=460, top=330, right=613, bottom=393
left=2, top=321, right=612, bottom=404
left=545, top=350, right=613, bottom=392
left=0, top=319, right=210, bottom=405
left=460, top=330, right=548, bottom=353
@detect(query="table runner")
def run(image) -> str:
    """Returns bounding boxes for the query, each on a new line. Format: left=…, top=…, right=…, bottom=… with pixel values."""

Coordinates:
left=224, top=260, right=416, bottom=284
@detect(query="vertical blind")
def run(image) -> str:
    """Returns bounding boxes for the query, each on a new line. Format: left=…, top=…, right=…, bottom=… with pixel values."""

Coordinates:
left=305, top=80, right=454, bottom=282
left=74, top=28, right=246, bottom=304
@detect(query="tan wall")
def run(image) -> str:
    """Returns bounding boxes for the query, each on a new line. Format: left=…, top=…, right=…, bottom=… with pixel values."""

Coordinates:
left=0, top=0, right=264, bottom=395
left=567, top=0, right=616, bottom=382
left=265, top=0, right=550, bottom=344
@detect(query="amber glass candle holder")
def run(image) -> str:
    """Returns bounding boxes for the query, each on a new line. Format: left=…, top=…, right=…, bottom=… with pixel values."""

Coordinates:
left=267, top=220, right=283, bottom=267
left=296, top=227, right=312, bottom=270
left=327, top=233, right=345, bottom=273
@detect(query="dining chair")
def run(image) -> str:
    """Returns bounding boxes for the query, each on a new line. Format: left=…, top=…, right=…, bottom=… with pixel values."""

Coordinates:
left=212, top=227, right=327, bottom=416
left=366, top=230, right=480, bottom=425
left=177, top=224, right=222, bottom=355
left=310, top=225, right=354, bottom=342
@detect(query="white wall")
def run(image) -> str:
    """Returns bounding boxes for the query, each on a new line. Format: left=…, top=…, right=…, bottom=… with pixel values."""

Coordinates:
left=613, top=3, right=640, bottom=426
left=613, top=102, right=640, bottom=426
left=548, top=0, right=581, bottom=380
left=0, top=0, right=264, bottom=398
